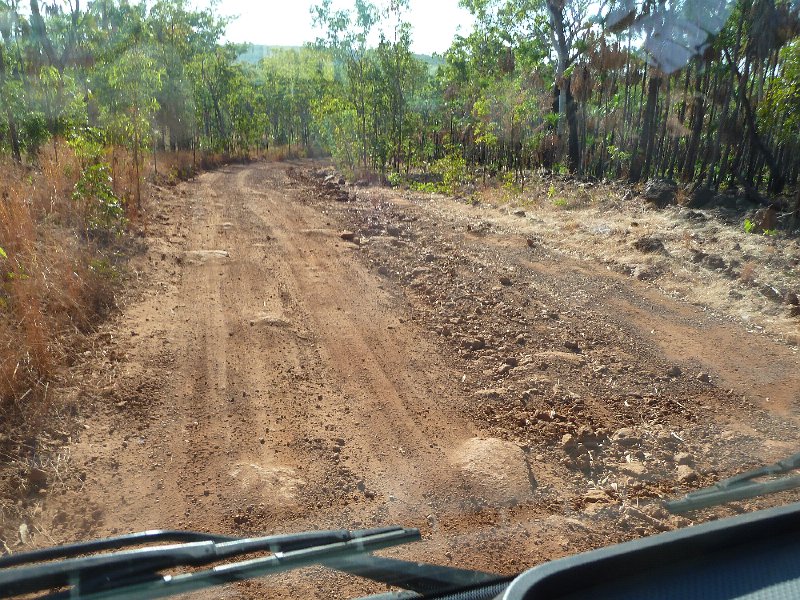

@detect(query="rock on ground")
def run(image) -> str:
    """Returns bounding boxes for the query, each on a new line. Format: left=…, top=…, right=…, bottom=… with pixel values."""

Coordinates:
left=451, top=437, right=536, bottom=506
left=642, top=179, right=678, bottom=208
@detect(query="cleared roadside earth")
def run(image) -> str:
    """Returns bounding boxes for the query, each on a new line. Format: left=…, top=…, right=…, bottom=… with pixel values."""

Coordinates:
left=15, top=161, right=800, bottom=598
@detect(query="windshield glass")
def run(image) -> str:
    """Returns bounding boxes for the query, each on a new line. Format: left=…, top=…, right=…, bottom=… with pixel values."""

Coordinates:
left=1, top=0, right=799, bottom=598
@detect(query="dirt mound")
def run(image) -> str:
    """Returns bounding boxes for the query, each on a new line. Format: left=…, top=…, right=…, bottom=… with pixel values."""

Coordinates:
left=451, top=438, right=535, bottom=506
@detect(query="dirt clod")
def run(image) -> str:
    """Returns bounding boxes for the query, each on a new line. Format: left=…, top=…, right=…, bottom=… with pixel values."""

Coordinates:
left=633, top=236, right=666, bottom=254
left=642, top=179, right=677, bottom=208
left=28, top=467, right=48, bottom=488
left=667, top=366, right=682, bottom=377
left=676, top=465, right=699, bottom=483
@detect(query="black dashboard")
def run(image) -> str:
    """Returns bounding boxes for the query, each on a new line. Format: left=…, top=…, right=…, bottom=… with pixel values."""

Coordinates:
left=500, top=501, right=800, bottom=600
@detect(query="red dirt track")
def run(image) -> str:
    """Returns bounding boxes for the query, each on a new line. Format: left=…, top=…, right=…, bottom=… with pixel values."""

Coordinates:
left=11, top=160, right=800, bottom=598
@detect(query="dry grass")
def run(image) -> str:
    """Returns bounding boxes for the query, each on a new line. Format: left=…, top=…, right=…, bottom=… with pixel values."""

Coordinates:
left=454, top=171, right=800, bottom=342
left=264, top=144, right=308, bottom=162
left=0, top=145, right=124, bottom=549
left=0, top=141, right=258, bottom=548
left=265, top=146, right=290, bottom=162
left=0, top=148, right=119, bottom=441
left=146, top=150, right=198, bottom=186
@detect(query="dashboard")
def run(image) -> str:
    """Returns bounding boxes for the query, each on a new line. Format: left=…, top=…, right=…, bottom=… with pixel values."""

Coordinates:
left=500, top=501, right=800, bottom=600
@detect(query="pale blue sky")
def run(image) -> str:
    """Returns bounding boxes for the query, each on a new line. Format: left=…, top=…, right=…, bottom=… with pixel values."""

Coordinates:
left=211, top=0, right=475, bottom=55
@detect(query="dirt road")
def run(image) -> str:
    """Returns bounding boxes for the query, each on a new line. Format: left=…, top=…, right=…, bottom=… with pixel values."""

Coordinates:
left=21, top=161, right=800, bottom=597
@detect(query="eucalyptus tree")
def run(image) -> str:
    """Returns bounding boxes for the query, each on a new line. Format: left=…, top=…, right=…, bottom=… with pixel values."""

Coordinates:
left=258, top=47, right=335, bottom=153
left=312, top=0, right=380, bottom=170
left=105, top=46, right=164, bottom=209
left=461, top=0, right=591, bottom=171
left=375, top=0, right=416, bottom=171
left=0, top=1, right=25, bottom=160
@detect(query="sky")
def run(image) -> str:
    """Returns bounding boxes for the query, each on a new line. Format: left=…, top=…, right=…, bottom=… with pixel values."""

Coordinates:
left=208, top=0, right=476, bottom=55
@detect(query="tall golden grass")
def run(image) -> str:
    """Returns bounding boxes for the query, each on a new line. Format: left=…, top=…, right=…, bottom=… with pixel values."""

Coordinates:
left=0, top=144, right=119, bottom=436
left=0, top=143, right=257, bottom=438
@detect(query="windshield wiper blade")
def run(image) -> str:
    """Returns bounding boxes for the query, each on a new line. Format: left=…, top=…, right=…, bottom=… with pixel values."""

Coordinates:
left=0, top=531, right=237, bottom=570
left=62, top=527, right=420, bottom=600
left=666, top=451, right=800, bottom=514
left=0, top=527, right=415, bottom=599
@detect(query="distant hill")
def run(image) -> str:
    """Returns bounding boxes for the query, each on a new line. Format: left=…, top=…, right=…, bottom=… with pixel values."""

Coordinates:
left=237, top=45, right=298, bottom=64
left=237, top=44, right=444, bottom=72
left=416, top=52, right=445, bottom=72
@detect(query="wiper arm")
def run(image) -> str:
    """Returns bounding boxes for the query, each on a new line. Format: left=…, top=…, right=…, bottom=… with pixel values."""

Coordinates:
left=75, top=527, right=418, bottom=600
left=666, top=452, right=800, bottom=514
left=0, top=527, right=417, bottom=599
left=327, top=554, right=505, bottom=595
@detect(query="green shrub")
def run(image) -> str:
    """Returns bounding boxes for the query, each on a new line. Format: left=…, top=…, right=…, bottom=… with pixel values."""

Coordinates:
left=387, top=172, right=403, bottom=187
left=73, top=163, right=125, bottom=234
left=502, top=171, right=522, bottom=196
left=67, top=127, right=106, bottom=166
left=744, top=218, right=778, bottom=236
left=431, top=153, right=469, bottom=194
left=21, top=112, right=50, bottom=156
left=89, top=257, right=120, bottom=280
left=410, top=181, right=439, bottom=193
left=67, top=128, right=125, bottom=235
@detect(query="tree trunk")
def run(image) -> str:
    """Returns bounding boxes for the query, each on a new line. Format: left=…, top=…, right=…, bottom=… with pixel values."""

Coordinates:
left=642, top=74, right=663, bottom=178
left=655, top=75, right=671, bottom=177
left=706, top=78, right=732, bottom=188
left=725, top=47, right=785, bottom=193
left=7, top=113, right=21, bottom=162
left=667, top=68, right=691, bottom=179
left=0, top=31, right=21, bottom=162
left=630, top=74, right=661, bottom=182
left=547, top=0, right=571, bottom=150
left=565, top=78, right=580, bottom=172
left=682, top=65, right=706, bottom=182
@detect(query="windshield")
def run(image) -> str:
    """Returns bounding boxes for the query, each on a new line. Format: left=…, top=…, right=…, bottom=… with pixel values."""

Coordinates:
left=1, top=0, right=799, bottom=598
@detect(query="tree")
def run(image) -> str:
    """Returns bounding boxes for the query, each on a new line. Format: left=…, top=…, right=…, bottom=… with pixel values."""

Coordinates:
left=0, top=2, right=25, bottom=161
left=313, top=0, right=380, bottom=171
left=461, top=0, right=590, bottom=171
left=106, top=46, right=163, bottom=209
